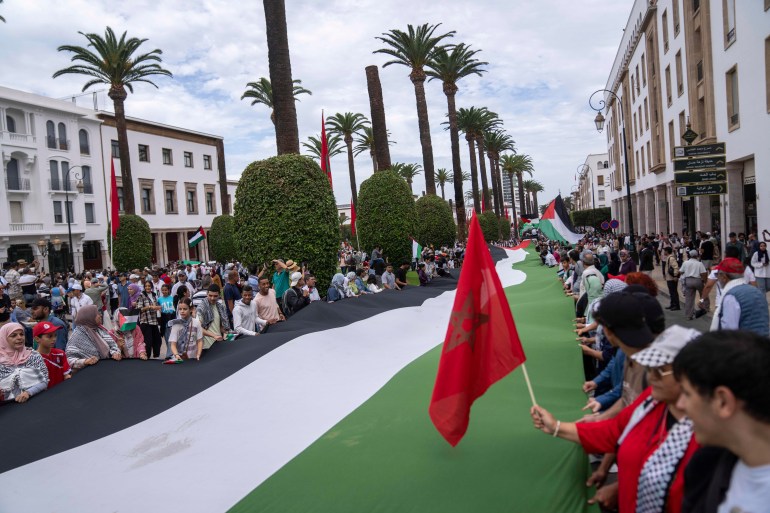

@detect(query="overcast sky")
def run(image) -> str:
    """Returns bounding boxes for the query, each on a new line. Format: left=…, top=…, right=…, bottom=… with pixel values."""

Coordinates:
left=0, top=0, right=632, bottom=206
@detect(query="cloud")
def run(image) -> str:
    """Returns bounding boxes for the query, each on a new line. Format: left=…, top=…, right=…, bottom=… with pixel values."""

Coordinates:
left=0, top=0, right=631, bottom=205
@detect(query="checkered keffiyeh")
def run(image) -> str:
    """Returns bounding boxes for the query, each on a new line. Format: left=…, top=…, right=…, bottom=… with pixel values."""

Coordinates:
left=635, top=418, right=694, bottom=513
left=633, top=347, right=671, bottom=368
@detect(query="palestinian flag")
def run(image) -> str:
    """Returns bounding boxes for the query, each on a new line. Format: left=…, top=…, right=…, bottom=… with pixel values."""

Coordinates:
left=189, top=226, right=205, bottom=248
left=0, top=245, right=595, bottom=513
left=412, top=238, right=423, bottom=261
left=537, top=195, right=582, bottom=244
left=117, top=307, right=139, bottom=332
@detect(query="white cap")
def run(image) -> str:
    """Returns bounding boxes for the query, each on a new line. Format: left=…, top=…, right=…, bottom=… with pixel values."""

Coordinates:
left=71, top=283, right=83, bottom=291
left=632, top=325, right=702, bottom=367
left=290, top=271, right=303, bottom=287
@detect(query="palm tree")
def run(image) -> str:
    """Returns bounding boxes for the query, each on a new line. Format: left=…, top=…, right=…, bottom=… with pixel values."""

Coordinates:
left=427, top=43, right=486, bottom=239
left=354, top=126, right=395, bottom=173
left=530, top=181, right=545, bottom=214
left=475, top=110, right=502, bottom=213
left=483, top=130, right=515, bottom=217
left=302, top=133, right=345, bottom=163
left=241, top=77, right=311, bottom=125
left=326, top=112, right=370, bottom=207
left=263, top=0, right=300, bottom=154
left=454, top=107, right=497, bottom=213
left=523, top=180, right=545, bottom=215
left=374, top=23, right=454, bottom=195
left=434, top=168, right=453, bottom=200
left=53, top=27, right=172, bottom=215
left=501, top=154, right=534, bottom=221
left=562, top=196, right=574, bottom=212
left=393, top=162, right=422, bottom=194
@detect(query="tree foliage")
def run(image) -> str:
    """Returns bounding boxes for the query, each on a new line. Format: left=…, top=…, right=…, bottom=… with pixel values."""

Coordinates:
left=357, top=170, right=417, bottom=264
left=208, top=215, right=238, bottom=263
left=234, top=154, right=339, bottom=289
left=113, top=215, right=152, bottom=270
left=570, top=207, right=612, bottom=231
left=499, top=218, right=512, bottom=240
left=415, top=195, right=456, bottom=249
left=478, top=211, right=500, bottom=242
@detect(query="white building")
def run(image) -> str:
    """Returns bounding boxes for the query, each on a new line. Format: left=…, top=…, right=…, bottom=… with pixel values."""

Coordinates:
left=0, top=85, right=238, bottom=272
left=603, top=0, right=769, bottom=244
left=501, top=172, right=523, bottom=217
left=576, top=153, right=610, bottom=211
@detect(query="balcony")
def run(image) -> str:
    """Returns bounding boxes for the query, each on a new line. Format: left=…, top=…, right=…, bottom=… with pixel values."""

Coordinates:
left=5, top=176, right=31, bottom=192
left=49, top=179, right=82, bottom=193
left=0, top=131, right=37, bottom=148
left=46, top=137, right=70, bottom=151
left=8, top=223, right=43, bottom=232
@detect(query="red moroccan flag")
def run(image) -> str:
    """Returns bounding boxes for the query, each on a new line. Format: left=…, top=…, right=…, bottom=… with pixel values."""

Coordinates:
left=110, top=159, right=120, bottom=238
left=350, top=201, right=356, bottom=236
left=320, top=112, right=332, bottom=186
left=429, top=213, right=527, bottom=446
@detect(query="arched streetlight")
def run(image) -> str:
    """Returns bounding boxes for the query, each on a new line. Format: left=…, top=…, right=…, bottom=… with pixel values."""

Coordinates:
left=63, top=165, right=86, bottom=272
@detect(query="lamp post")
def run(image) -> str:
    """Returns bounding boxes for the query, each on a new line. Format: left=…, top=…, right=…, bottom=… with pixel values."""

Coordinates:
left=37, top=238, right=63, bottom=274
left=590, top=89, right=636, bottom=260
left=577, top=164, right=596, bottom=231
left=63, top=165, right=85, bottom=272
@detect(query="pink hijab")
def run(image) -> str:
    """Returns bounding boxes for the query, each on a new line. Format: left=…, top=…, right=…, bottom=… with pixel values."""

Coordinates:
left=0, top=322, right=33, bottom=366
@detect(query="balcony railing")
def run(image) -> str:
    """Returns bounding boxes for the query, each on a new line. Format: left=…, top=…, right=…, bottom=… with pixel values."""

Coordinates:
left=49, top=179, right=83, bottom=192
left=1, top=131, right=37, bottom=146
left=8, top=223, right=43, bottom=232
left=46, top=137, right=70, bottom=151
left=5, top=176, right=31, bottom=191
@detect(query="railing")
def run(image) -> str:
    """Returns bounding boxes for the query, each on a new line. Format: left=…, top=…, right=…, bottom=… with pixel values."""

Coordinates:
left=49, top=179, right=82, bottom=192
left=80, top=145, right=90, bottom=155
left=1, top=131, right=37, bottom=145
left=8, top=223, right=43, bottom=232
left=5, top=177, right=31, bottom=191
left=46, top=137, right=70, bottom=150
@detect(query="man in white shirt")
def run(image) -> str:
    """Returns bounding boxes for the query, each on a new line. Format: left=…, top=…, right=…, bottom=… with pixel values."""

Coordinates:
left=69, top=283, right=93, bottom=325
left=381, top=264, right=397, bottom=290
left=232, top=285, right=266, bottom=336
left=679, top=250, right=707, bottom=320
left=674, top=331, right=770, bottom=513
left=171, top=271, right=196, bottom=297
left=302, top=275, right=321, bottom=302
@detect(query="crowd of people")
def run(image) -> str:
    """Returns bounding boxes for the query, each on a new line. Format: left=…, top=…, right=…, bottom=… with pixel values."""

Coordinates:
left=0, top=241, right=465, bottom=404
left=528, top=229, right=769, bottom=513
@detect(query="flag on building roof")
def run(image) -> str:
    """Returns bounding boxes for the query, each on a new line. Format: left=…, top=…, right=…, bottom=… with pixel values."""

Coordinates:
left=538, top=195, right=582, bottom=244
left=412, top=238, right=423, bottom=261
left=429, top=213, right=527, bottom=446
left=189, top=226, right=205, bottom=248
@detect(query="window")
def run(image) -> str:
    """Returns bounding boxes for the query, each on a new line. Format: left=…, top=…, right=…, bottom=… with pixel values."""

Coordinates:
left=723, top=0, right=736, bottom=46
left=662, top=10, right=669, bottom=52
left=766, top=37, right=770, bottom=111
left=673, top=0, right=681, bottom=35
left=647, top=142, right=652, bottom=170
left=205, top=185, right=217, bottom=214
left=6, top=115, right=16, bottom=133
left=61, top=161, right=72, bottom=191
left=635, top=65, right=641, bottom=94
left=139, top=179, right=155, bottom=214
left=633, top=112, right=638, bottom=140
left=598, top=190, right=605, bottom=201
left=81, top=165, right=93, bottom=194
left=693, top=0, right=700, bottom=13
left=77, top=129, right=89, bottom=155
left=111, top=139, right=120, bottom=158
left=726, top=66, right=740, bottom=128
left=65, top=201, right=74, bottom=223
left=665, top=65, right=673, bottom=105
left=641, top=150, right=646, bottom=175
left=644, top=98, right=649, bottom=130
left=164, top=181, right=177, bottom=214
left=669, top=121, right=676, bottom=158
left=57, top=123, right=67, bottom=150
left=85, top=203, right=95, bottom=224
left=203, top=155, right=212, bottom=170
left=138, top=144, right=150, bottom=162
left=631, top=74, right=636, bottom=102
left=635, top=151, right=640, bottom=178
left=597, top=175, right=604, bottom=186
left=49, top=160, right=60, bottom=190
left=117, top=187, right=125, bottom=213
left=53, top=201, right=63, bottom=223
left=675, top=51, right=684, bottom=96
left=46, top=121, right=56, bottom=149
left=162, top=148, right=173, bottom=165
left=184, top=152, right=193, bottom=168
left=185, top=184, right=198, bottom=214
left=697, top=60, right=704, bottom=82
left=9, top=201, right=23, bottom=223
left=641, top=54, right=647, bottom=85
left=604, top=160, right=609, bottom=168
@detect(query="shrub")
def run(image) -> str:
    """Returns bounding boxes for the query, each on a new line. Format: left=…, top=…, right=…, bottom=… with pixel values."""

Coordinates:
left=234, top=154, right=339, bottom=289
left=478, top=211, right=500, bottom=242
left=500, top=218, right=512, bottom=240
left=570, top=207, right=612, bottom=232
left=415, top=195, right=456, bottom=248
left=208, top=215, right=238, bottom=263
left=113, top=215, right=152, bottom=271
left=357, top=170, right=417, bottom=264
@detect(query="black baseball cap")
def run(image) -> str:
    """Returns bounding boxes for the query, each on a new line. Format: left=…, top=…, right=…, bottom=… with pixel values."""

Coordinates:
left=595, top=292, right=655, bottom=348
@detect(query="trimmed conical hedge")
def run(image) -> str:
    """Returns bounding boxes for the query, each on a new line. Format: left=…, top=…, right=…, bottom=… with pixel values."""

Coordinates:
left=113, top=215, right=152, bottom=270
left=478, top=211, right=500, bottom=242
left=208, top=215, right=237, bottom=263
left=415, top=195, right=456, bottom=248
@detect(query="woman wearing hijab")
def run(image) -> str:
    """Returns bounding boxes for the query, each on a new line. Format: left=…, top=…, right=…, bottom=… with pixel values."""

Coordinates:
left=66, top=305, right=122, bottom=370
left=0, top=322, right=48, bottom=403
left=345, top=272, right=360, bottom=297
left=750, top=241, right=769, bottom=296
left=327, top=273, right=346, bottom=302
left=127, top=283, right=143, bottom=310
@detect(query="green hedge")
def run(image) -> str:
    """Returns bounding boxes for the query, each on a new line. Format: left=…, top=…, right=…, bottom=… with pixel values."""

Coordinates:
left=570, top=207, right=612, bottom=231
left=499, top=218, right=512, bottom=240
left=415, top=195, right=456, bottom=248
left=208, top=215, right=238, bottom=263
left=234, top=154, right=339, bottom=289
left=478, top=211, right=500, bottom=242
left=113, top=215, right=152, bottom=270
left=358, top=170, right=416, bottom=264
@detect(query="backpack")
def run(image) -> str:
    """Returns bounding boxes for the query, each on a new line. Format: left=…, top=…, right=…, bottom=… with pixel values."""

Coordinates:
left=281, top=288, right=297, bottom=318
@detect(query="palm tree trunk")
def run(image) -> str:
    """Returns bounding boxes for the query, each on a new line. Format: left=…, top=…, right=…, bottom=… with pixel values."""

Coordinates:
left=109, top=90, right=135, bottom=215
left=345, top=136, right=357, bottom=207
left=216, top=139, right=230, bottom=214
left=533, top=191, right=539, bottom=216
left=410, top=71, right=435, bottom=194
left=487, top=151, right=499, bottom=216
left=508, top=172, right=518, bottom=234
left=445, top=89, right=466, bottom=239
left=466, top=135, right=480, bottom=214
left=440, top=184, right=445, bottom=200
left=370, top=150, right=377, bottom=173
left=263, top=0, right=300, bottom=154
left=494, top=157, right=504, bottom=218
left=476, top=136, right=491, bottom=211
left=407, top=179, right=413, bottom=194
left=517, top=171, right=526, bottom=217
left=365, top=65, right=391, bottom=170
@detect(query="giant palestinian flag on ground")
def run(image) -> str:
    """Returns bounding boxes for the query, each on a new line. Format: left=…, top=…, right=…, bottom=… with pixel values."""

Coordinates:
left=0, top=246, right=593, bottom=513
left=538, top=195, right=583, bottom=244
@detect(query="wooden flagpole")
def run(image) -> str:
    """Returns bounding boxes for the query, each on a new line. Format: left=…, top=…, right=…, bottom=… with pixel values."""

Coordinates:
left=520, top=362, right=538, bottom=407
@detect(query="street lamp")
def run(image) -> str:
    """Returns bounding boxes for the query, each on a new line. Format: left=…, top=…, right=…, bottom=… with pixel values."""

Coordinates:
left=590, top=89, right=636, bottom=260
left=37, top=238, right=62, bottom=273
left=577, top=164, right=596, bottom=231
left=63, top=165, right=85, bottom=272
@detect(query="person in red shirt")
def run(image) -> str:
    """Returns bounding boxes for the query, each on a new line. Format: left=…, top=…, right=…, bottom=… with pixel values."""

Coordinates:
left=531, top=324, right=702, bottom=513
left=33, top=321, right=71, bottom=388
